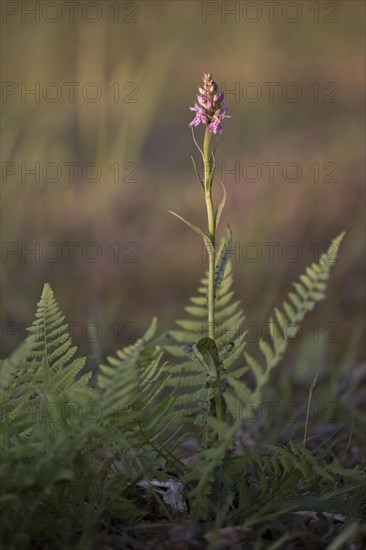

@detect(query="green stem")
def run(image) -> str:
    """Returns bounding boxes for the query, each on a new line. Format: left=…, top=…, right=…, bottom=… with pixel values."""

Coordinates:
left=214, top=383, right=224, bottom=423
left=202, top=129, right=226, bottom=430
left=203, top=129, right=216, bottom=341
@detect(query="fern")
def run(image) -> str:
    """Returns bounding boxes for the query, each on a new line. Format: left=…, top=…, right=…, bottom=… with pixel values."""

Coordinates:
left=98, top=317, right=158, bottom=424
left=2, top=283, right=91, bottom=436
left=97, top=318, right=183, bottom=476
left=228, top=441, right=366, bottom=523
left=245, top=231, right=346, bottom=405
left=0, top=285, right=144, bottom=548
left=167, top=261, right=245, bottom=353
left=162, top=261, right=247, bottom=430
left=162, top=232, right=346, bottom=433
left=186, top=417, right=238, bottom=518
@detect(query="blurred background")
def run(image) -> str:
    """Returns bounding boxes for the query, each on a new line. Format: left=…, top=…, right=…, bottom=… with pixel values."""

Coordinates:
left=1, top=1, right=364, bottom=391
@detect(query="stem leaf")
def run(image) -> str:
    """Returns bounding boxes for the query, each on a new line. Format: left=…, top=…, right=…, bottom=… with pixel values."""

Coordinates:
left=191, top=156, right=204, bottom=190
left=191, top=127, right=205, bottom=161
left=214, top=181, right=227, bottom=230
left=168, top=211, right=215, bottom=256
left=195, top=337, right=221, bottom=378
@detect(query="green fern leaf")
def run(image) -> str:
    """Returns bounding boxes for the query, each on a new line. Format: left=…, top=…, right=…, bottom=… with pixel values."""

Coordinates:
left=98, top=319, right=183, bottom=469
left=163, top=261, right=246, bottom=429
left=214, top=225, right=232, bottom=300
left=247, top=231, right=346, bottom=401
left=3, top=283, right=91, bottom=435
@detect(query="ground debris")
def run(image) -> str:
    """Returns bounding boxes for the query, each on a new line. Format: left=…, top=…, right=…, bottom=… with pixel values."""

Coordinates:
left=204, top=525, right=253, bottom=549
left=136, top=479, right=188, bottom=516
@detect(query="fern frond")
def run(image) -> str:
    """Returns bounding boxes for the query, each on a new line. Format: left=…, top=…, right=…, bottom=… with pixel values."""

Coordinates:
left=186, top=417, right=238, bottom=517
left=245, top=232, right=346, bottom=402
left=225, top=444, right=364, bottom=526
left=98, top=318, right=183, bottom=471
left=4, top=284, right=91, bottom=435
left=169, top=262, right=244, bottom=350
left=163, top=261, right=247, bottom=428
left=98, top=317, right=158, bottom=423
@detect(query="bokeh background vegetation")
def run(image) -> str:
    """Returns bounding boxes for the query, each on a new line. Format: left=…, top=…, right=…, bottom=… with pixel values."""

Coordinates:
left=1, top=0, right=364, bottom=399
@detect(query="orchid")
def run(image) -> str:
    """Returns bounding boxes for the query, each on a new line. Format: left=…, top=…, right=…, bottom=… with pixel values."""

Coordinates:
left=170, top=72, right=233, bottom=428
left=189, top=72, right=230, bottom=134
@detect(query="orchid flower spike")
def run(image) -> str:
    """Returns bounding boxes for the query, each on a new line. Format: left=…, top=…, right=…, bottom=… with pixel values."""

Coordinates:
left=189, top=72, right=230, bottom=134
